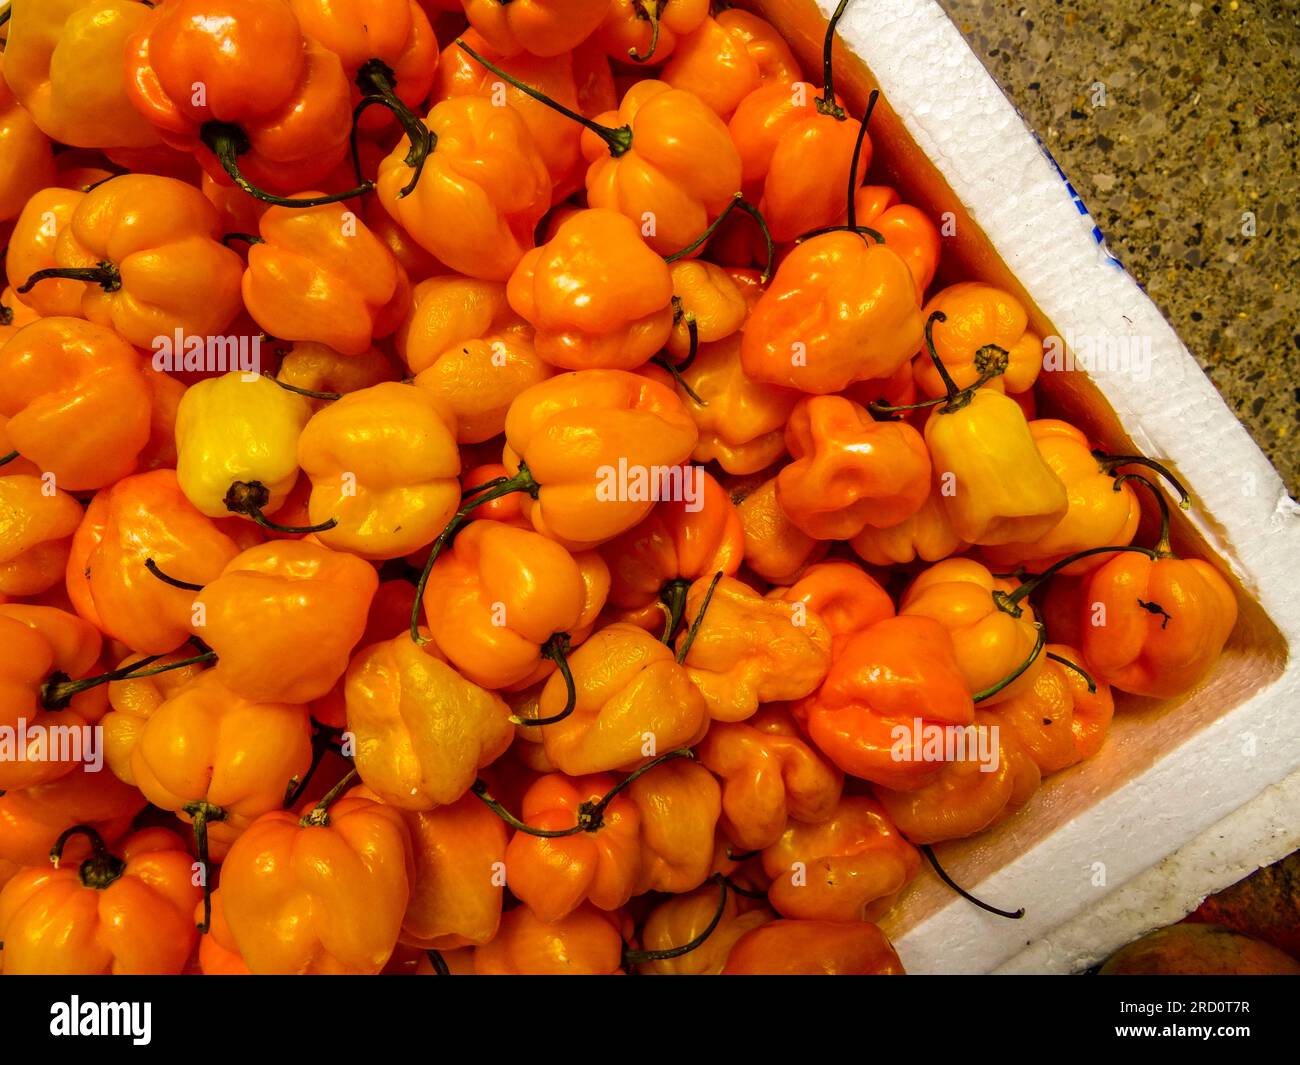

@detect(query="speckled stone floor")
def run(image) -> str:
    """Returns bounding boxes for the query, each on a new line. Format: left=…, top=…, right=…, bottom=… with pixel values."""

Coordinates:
left=937, top=0, right=1299, bottom=497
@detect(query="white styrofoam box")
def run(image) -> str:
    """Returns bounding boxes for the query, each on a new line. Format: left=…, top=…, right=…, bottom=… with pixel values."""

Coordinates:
left=747, top=0, right=1300, bottom=973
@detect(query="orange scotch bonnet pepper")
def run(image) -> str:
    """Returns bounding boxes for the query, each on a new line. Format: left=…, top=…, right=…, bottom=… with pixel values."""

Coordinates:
left=661, top=10, right=801, bottom=119
left=722, top=918, right=904, bottom=975
left=0, top=473, right=83, bottom=597
left=914, top=282, right=1044, bottom=399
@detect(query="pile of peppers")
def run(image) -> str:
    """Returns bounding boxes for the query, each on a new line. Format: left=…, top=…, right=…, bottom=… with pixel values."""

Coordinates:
left=0, top=0, right=1239, bottom=976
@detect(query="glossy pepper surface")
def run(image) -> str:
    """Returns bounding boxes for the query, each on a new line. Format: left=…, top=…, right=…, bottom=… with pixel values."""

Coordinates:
left=346, top=633, right=514, bottom=809
left=297, top=382, right=461, bottom=559
left=507, top=209, right=674, bottom=371
left=661, top=12, right=800, bottom=119
left=722, top=918, right=904, bottom=975
left=0, top=827, right=200, bottom=975
left=474, top=902, right=628, bottom=975
left=914, top=282, right=1043, bottom=398
left=637, top=883, right=771, bottom=975
left=628, top=756, right=720, bottom=894
left=220, top=793, right=412, bottom=975
left=777, top=394, right=931, bottom=540
left=194, top=540, right=378, bottom=704
left=0, top=474, right=83, bottom=597
left=0, top=53, right=56, bottom=223
left=0, top=317, right=152, bottom=491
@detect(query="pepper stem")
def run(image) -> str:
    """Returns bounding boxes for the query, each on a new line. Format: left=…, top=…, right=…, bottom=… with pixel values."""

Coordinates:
left=183, top=800, right=227, bottom=933
left=201, top=122, right=375, bottom=208
left=676, top=571, right=724, bottom=664
left=144, top=558, right=205, bottom=592
left=223, top=480, right=338, bottom=534
left=1114, top=473, right=1175, bottom=558
left=664, top=193, right=775, bottom=283
left=267, top=375, right=342, bottom=402
left=993, top=544, right=1158, bottom=617
left=921, top=844, right=1024, bottom=919
left=40, top=650, right=215, bottom=710
left=623, top=874, right=729, bottom=966
left=511, top=633, right=577, bottom=727
left=18, top=261, right=121, bottom=295
left=300, top=768, right=359, bottom=828
left=1046, top=651, right=1097, bottom=693
left=50, top=824, right=128, bottom=890
left=628, top=0, right=663, bottom=62
left=972, top=623, right=1045, bottom=703
left=410, top=462, right=541, bottom=644
left=426, top=949, right=451, bottom=975
left=353, top=60, right=437, bottom=198
left=455, top=39, right=633, bottom=157
left=658, top=577, right=691, bottom=644
left=845, top=89, right=879, bottom=231
left=0, top=450, right=18, bottom=467
left=1097, top=453, right=1191, bottom=509
left=816, top=0, right=853, bottom=118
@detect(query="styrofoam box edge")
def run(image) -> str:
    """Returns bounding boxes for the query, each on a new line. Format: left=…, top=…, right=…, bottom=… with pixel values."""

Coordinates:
left=823, top=0, right=1300, bottom=973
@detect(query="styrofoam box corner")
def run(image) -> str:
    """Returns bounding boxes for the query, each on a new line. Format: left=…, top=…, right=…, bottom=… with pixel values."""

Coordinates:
left=817, top=0, right=1300, bottom=973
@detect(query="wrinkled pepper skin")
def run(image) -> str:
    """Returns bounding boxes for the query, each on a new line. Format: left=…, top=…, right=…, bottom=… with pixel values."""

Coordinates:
left=0, top=53, right=56, bottom=223
left=777, top=394, right=931, bottom=540
left=1081, top=550, right=1238, bottom=699
left=697, top=703, right=843, bottom=852
left=345, top=634, right=514, bottom=810
left=394, top=793, right=508, bottom=950
left=462, top=0, right=612, bottom=59
left=504, top=772, right=641, bottom=922
left=636, top=883, right=771, bottom=975
left=536, top=623, right=709, bottom=775
left=596, top=0, right=708, bottom=65
left=33, top=174, right=244, bottom=349
left=628, top=757, right=721, bottom=895
left=761, top=795, right=920, bottom=923
left=583, top=80, right=742, bottom=257
left=474, top=902, right=629, bottom=975
left=900, top=558, right=1046, bottom=704
left=194, top=540, right=378, bottom=704
left=125, top=670, right=314, bottom=858
left=502, top=369, right=698, bottom=549
left=124, top=0, right=354, bottom=194
left=298, top=382, right=461, bottom=559
left=0, top=318, right=152, bottom=491
left=990, top=644, right=1115, bottom=775
left=103, top=650, right=210, bottom=786
left=914, top=282, right=1043, bottom=398
left=508, top=209, right=674, bottom=371
left=874, top=711, right=1040, bottom=844
left=981, top=420, right=1142, bottom=575
left=924, top=390, right=1069, bottom=546
left=244, top=199, right=410, bottom=356
left=722, top=919, right=904, bottom=975
left=741, top=232, right=925, bottom=395
left=676, top=576, right=832, bottom=723
left=66, top=470, right=255, bottom=655
left=662, top=12, right=800, bottom=120
left=850, top=482, right=967, bottom=567
left=5, top=188, right=86, bottom=317
left=220, top=795, right=412, bottom=975
left=665, top=260, right=751, bottom=358
left=795, top=615, right=974, bottom=791
left=377, top=97, right=552, bottom=282
left=771, top=561, right=896, bottom=648
left=0, top=474, right=83, bottom=597
left=421, top=520, right=609, bottom=689
left=175, top=372, right=312, bottom=520
left=0, top=828, right=200, bottom=975
left=842, top=186, right=941, bottom=296
left=4, top=0, right=162, bottom=149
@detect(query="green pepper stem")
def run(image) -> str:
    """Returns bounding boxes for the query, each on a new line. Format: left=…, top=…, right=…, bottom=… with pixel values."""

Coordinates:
left=0, top=450, right=19, bottom=467
left=283, top=725, right=337, bottom=808
left=816, top=0, right=853, bottom=118
left=844, top=89, right=879, bottom=230
left=972, top=623, right=1045, bottom=703
left=300, top=767, right=359, bottom=828
left=220, top=232, right=264, bottom=248
left=144, top=557, right=205, bottom=592
left=511, top=633, right=577, bottom=727
left=410, top=462, right=541, bottom=644
left=352, top=60, right=437, bottom=198
left=676, top=571, right=724, bottom=664
left=994, top=544, right=1158, bottom=617
left=1046, top=651, right=1097, bottom=693
left=266, top=375, right=342, bottom=402
left=921, top=844, right=1024, bottom=919
left=40, top=650, right=215, bottom=710
left=623, top=873, right=729, bottom=965
left=183, top=800, right=227, bottom=933
left=18, top=261, right=120, bottom=294
left=202, top=122, right=374, bottom=208
left=658, top=577, right=691, bottom=645
left=869, top=339, right=1009, bottom=416
left=426, top=949, right=451, bottom=975
left=50, top=824, right=127, bottom=890
left=1093, top=451, right=1190, bottom=509
left=664, top=193, right=775, bottom=283
left=455, top=39, right=632, bottom=157
left=223, top=479, right=338, bottom=534
left=1113, top=473, right=1176, bottom=558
